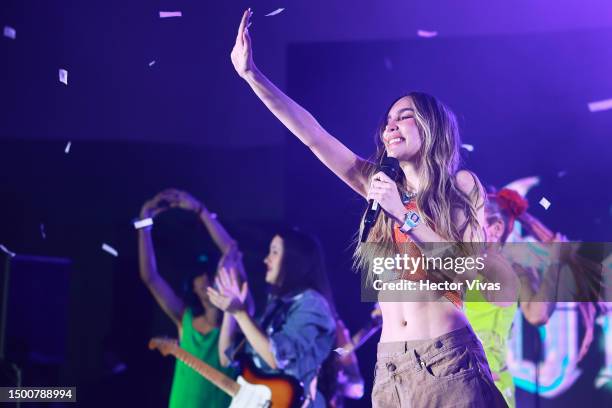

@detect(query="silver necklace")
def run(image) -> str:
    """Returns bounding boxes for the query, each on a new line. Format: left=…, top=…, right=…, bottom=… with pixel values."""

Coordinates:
left=402, top=191, right=418, bottom=203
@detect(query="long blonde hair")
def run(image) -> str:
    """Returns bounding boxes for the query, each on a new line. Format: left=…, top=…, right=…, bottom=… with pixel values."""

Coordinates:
left=354, top=92, right=483, bottom=281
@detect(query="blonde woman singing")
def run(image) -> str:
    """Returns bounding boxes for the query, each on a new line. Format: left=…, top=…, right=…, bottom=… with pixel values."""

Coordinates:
left=229, top=9, right=507, bottom=407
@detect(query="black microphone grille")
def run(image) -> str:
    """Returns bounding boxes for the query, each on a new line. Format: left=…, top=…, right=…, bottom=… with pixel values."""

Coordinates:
left=379, top=157, right=401, bottom=181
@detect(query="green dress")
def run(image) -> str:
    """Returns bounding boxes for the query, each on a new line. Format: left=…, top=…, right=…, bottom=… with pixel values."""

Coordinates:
left=465, top=285, right=518, bottom=408
left=168, top=308, right=234, bottom=408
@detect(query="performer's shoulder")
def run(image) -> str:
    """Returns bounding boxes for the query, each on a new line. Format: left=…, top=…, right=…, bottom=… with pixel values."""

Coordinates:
left=300, top=288, right=326, bottom=302
left=297, top=290, right=334, bottom=316
left=455, top=169, right=481, bottom=193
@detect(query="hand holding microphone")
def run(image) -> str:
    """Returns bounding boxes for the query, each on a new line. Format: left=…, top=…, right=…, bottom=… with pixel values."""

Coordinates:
left=361, top=157, right=404, bottom=242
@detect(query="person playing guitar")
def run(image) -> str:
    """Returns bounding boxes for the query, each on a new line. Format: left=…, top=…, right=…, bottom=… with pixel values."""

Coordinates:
left=208, top=229, right=337, bottom=407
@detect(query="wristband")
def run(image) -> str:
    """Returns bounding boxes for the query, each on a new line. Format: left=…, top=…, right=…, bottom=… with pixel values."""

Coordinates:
left=399, top=210, right=421, bottom=234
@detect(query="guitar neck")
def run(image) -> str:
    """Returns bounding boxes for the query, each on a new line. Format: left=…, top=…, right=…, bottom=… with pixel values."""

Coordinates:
left=350, top=322, right=382, bottom=353
left=171, top=347, right=240, bottom=396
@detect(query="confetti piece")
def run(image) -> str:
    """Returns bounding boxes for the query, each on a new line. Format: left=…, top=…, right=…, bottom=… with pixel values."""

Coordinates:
left=557, top=170, right=568, bottom=178
left=333, top=347, right=348, bottom=356
left=102, top=243, right=119, bottom=257
left=133, top=217, right=154, bottom=230
left=64, top=141, right=71, bottom=154
left=588, top=98, right=612, bottom=113
left=159, top=11, right=182, bottom=18
left=539, top=197, right=551, bottom=210
left=148, top=60, right=156, bottom=67
left=0, top=244, right=16, bottom=258
left=461, top=144, right=474, bottom=152
left=417, top=30, right=438, bottom=38
left=59, top=69, right=68, bottom=85
left=383, top=57, right=393, bottom=71
left=40, top=223, right=46, bottom=239
left=3, top=26, right=16, bottom=39
left=265, top=8, right=285, bottom=17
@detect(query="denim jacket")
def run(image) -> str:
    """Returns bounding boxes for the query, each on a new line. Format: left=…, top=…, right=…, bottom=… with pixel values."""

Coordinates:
left=227, top=289, right=336, bottom=407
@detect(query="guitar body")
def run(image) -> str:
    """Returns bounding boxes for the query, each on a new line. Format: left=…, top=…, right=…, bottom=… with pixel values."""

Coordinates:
left=148, top=338, right=305, bottom=408
left=229, top=376, right=272, bottom=408
left=237, top=356, right=305, bottom=408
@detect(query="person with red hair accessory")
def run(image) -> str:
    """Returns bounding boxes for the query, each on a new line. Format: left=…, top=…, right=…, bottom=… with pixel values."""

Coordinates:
left=466, top=187, right=603, bottom=407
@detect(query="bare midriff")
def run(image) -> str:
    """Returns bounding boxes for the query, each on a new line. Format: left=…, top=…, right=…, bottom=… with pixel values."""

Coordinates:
left=379, top=299, right=468, bottom=342
left=377, top=201, right=469, bottom=342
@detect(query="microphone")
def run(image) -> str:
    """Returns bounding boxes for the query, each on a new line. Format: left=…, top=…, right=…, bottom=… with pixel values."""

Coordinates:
left=360, top=157, right=401, bottom=242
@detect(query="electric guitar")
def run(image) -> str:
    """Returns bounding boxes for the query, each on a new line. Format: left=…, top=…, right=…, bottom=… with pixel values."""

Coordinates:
left=149, top=337, right=305, bottom=408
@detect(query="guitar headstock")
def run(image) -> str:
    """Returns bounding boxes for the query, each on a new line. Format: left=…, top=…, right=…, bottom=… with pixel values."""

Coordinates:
left=148, top=337, right=178, bottom=356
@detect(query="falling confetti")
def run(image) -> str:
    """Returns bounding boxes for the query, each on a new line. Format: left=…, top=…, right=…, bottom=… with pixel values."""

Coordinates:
left=3, top=26, right=16, bottom=39
left=133, top=218, right=154, bottom=230
left=539, top=197, right=551, bottom=210
left=64, top=141, right=71, bottom=154
left=557, top=170, right=568, bottom=178
left=333, top=347, right=348, bottom=356
left=461, top=144, right=474, bottom=152
left=102, top=243, right=119, bottom=257
left=40, top=223, right=46, bottom=239
left=148, top=60, right=156, bottom=67
left=59, top=69, right=68, bottom=85
left=0, top=244, right=16, bottom=258
left=417, top=30, right=438, bottom=38
left=588, top=98, right=612, bottom=113
left=159, top=11, right=182, bottom=18
left=265, top=8, right=285, bottom=17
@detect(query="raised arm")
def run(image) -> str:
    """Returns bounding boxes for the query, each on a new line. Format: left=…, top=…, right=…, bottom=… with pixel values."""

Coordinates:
left=517, top=264, right=559, bottom=326
left=163, top=189, right=237, bottom=255
left=516, top=233, right=574, bottom=325
left=138, top=196, right=186, bottom=327
left=231, top=9, right=372, bottom=197
left=218, top=310, right=239, bottom=367
left=206, top=266, right=273, bottom=367
left=215, top=251, right=252, bottom=367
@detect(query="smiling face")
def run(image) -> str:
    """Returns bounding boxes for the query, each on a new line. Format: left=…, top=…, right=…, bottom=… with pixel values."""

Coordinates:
left=382, top=96, right=423, bottom=161
left=264, top=235, right=284, bottom=286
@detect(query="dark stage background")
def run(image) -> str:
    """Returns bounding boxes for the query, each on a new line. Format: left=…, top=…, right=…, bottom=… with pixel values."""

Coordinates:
left=1, top=1, right=612, bottom=407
